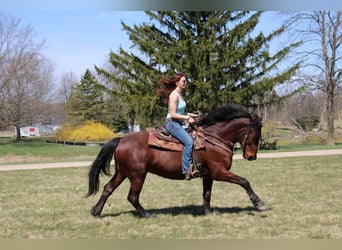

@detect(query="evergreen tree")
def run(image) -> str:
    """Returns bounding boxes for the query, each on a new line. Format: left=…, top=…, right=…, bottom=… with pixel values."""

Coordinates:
left=105, top=94, right=129, bottom=133
left=66, top=69, right=107, bottom=125
left=97, top=11, right=301, bottom=128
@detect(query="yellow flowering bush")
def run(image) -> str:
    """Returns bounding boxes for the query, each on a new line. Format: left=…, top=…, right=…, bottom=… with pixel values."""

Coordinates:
left=55, top=121, right=115, bottom=142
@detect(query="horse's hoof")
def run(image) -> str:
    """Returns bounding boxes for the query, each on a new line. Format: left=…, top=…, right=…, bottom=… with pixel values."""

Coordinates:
left=91, top=207, right=101, bottom=218
left=256, top=203, right=268, bottom=211
left=204, top=209, right=213, bottom=215
left=143, top=212, right=155, bottom=218
left=92, top=214, right=101, bottom=219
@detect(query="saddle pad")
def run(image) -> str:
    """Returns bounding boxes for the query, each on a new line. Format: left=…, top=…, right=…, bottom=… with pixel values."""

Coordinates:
left=148, top=131, right=206, bottom=151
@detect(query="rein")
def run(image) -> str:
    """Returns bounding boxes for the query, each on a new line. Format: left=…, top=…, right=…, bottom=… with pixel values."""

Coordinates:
left=202, top=130, right=235, bottom=154
left=200, top=125, right=252, bottom=155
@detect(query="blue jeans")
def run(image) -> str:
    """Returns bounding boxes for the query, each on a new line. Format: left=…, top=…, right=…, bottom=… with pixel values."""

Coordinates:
left=164, top=120, right=193, bottom=174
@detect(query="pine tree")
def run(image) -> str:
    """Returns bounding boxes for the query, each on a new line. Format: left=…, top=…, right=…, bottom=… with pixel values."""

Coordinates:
left=66, top=69, right=107, bottom=125
left=97, top=11, right=301, bottom=127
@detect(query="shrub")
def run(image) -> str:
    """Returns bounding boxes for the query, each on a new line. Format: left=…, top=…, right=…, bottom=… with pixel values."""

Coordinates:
left=259, top=138, right=278, bottom=150
left=55, top=123, right=74, bottom=141
left=260, top=120, right=278, bottom=150
left=55, top=121, right=115, bottom=142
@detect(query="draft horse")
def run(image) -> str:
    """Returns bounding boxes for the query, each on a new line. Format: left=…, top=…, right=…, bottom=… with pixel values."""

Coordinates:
left=86, top=103, right=267, bottom=218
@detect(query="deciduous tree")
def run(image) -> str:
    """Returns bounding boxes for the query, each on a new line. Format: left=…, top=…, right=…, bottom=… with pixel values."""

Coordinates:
left=285, top=11, right=342, bottom=145
left=0, top=12, right=55, bottom=141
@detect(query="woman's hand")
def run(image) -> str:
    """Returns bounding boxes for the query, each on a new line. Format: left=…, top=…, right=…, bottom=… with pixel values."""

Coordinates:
left=187, top=113, right=200, bottom=123
left=188, top=116, right=195, bottom=124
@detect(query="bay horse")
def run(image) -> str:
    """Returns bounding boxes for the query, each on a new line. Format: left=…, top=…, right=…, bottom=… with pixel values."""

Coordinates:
left=86, top=103, right=267, bottom=218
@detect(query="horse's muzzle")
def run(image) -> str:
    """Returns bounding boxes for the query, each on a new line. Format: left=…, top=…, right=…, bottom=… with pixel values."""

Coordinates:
left=247, top=155, right=256, bottom=161
left=244, top=153, right=257, bottom=161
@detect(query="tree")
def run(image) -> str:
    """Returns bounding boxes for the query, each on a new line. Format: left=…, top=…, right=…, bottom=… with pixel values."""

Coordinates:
left=66, top=69, right=108, bottom=125
left=56, top=71, right=79, bottom=105
left=96, top=51, right=162, bottom=130
left=0, top=12, right=55, bottom=141
left=97, top=11, right=301, bottom=128
left=285, top=11, right=342, bottom=145
left=109, top=99, right=129, bottom=133
left=52, top=71, right=79, bottom=125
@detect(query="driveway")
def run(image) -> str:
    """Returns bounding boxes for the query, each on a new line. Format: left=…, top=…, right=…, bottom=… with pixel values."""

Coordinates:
left=1, top=149, right=342, bottom=171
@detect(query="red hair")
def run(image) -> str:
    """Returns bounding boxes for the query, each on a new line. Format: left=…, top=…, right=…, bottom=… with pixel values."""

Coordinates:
left=155, top=73, right=185, bottom=105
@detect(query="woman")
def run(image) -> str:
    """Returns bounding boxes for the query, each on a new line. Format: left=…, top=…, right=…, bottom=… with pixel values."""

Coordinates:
left=158, top=73, right=200, bottom=180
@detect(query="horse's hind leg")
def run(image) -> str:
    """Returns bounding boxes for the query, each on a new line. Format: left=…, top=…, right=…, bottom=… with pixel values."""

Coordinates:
left=91, top=171, right=126, bottom=218
left=126, top=175, right=151, bottom=218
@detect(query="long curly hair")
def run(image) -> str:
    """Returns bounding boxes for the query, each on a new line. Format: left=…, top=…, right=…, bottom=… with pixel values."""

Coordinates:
left=155, top=73, right=185, bottom=105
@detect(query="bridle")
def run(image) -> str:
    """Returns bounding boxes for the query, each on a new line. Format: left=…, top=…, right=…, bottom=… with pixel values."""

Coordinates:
left=239, top=127, right=251, bottom=153
left=239, top=120, right=262, bottom=153
left=197, top=118, right=261, bottom=155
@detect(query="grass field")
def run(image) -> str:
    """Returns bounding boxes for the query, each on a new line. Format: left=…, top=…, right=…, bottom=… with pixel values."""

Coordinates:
left=1, top=154, right=341, bottom=239
left=0, top=137, right=100, bottom=164
left=1, top=136, right=342, bottom=165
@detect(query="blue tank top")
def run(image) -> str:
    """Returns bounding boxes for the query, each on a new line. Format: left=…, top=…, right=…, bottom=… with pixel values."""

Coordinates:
left=166, top=94, right=186, bottom=118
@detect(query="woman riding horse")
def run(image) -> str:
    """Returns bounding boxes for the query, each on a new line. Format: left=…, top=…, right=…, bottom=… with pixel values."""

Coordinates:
left=86, top=103, right=267, bottom=218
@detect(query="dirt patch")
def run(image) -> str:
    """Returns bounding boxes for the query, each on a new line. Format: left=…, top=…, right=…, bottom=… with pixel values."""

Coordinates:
left=0, top=154, right=91, bottom=164
left=0, top=154, right=54, bottom=164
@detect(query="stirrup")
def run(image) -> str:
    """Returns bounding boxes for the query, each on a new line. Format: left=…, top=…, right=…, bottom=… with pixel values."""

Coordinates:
left=185, top=164, right=201, bottom=180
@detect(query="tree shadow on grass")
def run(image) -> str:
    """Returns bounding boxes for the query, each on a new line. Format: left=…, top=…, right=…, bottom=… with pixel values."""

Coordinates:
left=101, top=204, right=269, bottom=219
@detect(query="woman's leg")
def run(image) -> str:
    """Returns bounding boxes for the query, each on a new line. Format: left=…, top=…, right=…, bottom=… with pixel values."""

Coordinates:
left=165, top=121, right=193, bottom=174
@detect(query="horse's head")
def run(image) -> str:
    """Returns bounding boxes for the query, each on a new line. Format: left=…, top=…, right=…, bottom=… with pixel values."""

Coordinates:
left=197, top=103, right=263, bottom=161
left=238, top=114, right=262, bottom=161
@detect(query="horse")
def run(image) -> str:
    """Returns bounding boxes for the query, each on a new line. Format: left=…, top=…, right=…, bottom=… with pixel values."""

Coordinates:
left=86, top=103, right=267, bottom=218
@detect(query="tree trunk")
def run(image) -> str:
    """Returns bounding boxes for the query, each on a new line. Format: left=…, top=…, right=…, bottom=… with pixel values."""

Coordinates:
left=15, top=124, right=21, bottom=142
left=326, top=87, right=335, bottom=146
left=129, top=111, right=135, bottom=133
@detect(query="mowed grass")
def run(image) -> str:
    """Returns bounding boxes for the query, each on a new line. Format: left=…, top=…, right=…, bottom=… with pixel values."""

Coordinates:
left=1, top=154, right=341, bottom=239
left=0, top=137, right=100, bottom=164
left=2, top=136, right=342, bottom=164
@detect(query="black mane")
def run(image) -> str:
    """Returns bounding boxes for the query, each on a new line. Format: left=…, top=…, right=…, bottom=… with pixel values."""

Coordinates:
left=197, top=103, right=254, bottom=128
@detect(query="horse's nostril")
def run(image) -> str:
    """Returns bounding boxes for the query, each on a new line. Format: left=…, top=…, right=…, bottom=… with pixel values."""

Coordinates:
left=248, top=155, right=256, bottom=161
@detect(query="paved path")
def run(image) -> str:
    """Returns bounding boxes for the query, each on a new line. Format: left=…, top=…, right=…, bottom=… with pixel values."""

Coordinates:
left=0, top=161, right=94, bottom=171
left=233, top=149, right=342, bottom=159
left=1, top=149, right=342, bottom=171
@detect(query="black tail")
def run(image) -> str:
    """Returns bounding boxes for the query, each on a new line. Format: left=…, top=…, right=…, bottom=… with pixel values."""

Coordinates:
left=86, top=137, right=121, bottom=197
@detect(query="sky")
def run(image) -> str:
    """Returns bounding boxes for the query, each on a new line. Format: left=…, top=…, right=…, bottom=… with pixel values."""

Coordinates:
left=3, top=0, right=338, bottom=83
left=3, top=10, right=283, bottom=81
left=5, top=11, right=148, bottom=79
left=0, top=0, right=339, bottom=83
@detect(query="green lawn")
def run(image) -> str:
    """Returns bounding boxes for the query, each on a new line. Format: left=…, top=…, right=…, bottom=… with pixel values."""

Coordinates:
left=1, top=154, right=341, bottom=239
left=0, top=137, right=100, bottom=164
left=2, top=136, right=342, bottom=164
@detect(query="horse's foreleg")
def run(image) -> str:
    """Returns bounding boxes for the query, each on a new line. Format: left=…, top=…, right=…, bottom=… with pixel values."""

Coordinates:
left=217, top=171, right=267, bottom=211
left=91, top=172, right=126, bottom=218
left=127, top=175, right=151, bottom=218
left=202, top=177, right=214, bottom=215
